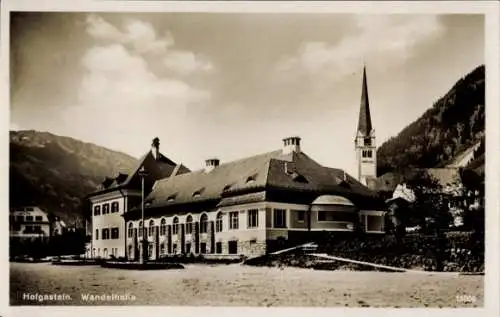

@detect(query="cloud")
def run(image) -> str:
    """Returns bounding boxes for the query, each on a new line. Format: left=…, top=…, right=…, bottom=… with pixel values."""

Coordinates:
left=85, top=14, right=213, bottom=75
left=62, top=15, right=212, bottom=154
left=85, top=14, right=174, bottom=55
left=274, top=15, right=446, bottom=82
left=163, top=50, right=214, bottom=75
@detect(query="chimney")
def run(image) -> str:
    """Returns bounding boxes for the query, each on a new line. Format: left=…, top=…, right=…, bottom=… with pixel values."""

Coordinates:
left=282, top=136, right=301, bottom=155
left=285, top=162, right=296, bottom=174
left=151, top=137, right=160, bottom=160
left=205, top=158, right=220, bottom=173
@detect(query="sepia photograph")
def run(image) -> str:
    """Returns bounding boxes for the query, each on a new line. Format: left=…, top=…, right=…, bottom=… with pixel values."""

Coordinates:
left=3, top=0, right=499, bottom=314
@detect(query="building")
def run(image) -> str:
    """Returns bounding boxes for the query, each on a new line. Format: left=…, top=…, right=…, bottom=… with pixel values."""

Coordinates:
left=87, top=137, right=190, bottom=259
left=9, top=206, right=51, bottom=242
left=355, top=66, right=377, bottom=187
left=88, top=66, right=386, bottom=260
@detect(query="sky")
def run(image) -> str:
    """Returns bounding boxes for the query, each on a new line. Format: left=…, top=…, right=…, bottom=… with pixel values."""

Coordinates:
left=10, top=12, right=484, bottom=176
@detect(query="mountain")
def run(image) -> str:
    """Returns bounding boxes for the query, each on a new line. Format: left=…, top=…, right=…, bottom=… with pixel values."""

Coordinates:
left=9, top=130, right=138, bottom=225
left=377, top=65, right=485, bottom=176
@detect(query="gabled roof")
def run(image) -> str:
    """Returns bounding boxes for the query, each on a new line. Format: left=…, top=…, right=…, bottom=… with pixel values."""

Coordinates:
left=90, top=150, right=189, bottom=196
left=143, top=149, right=378, bottom=210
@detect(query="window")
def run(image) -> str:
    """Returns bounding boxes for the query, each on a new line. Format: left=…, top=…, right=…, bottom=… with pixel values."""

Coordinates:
left=160, top=243, right=165, bottom=256
left=15, top=215, right=23, bottom=222
left=148, top=220, right=155, bottom=236
left=229, top=211, right=239, bottom=230
left=247, top=209, right=259, bottom=228
left=186, top=243, right=191, bottom=254
left=296, top=210, right=305, bottom=222
left=362, top=150, right=373, bottom=158
left=94, top=205, right=101, bottom=216
left=103, top=248, right=108, bottom=258
left=103, top=203, right=110, bottom=214
left=25, top=225, right=33, bottom=233
left=246, top=174, right=257, bottom=184
left=111, top=202, right=119, bottom=213
left=128, top=245, right=133, bottom=258
left=186, top=215, right=193, bottom=234
left=318, top=211, right=326, bottom=221
left=26, top=207, right=34, bottom=211
left=193, top=188, right=204, bottom=198
left=200, top=214, right=208, bottom=233
left=35, top=216, right=43, bottom=221
left=128, top=222, right=134, bottom=238
left=95, top=229, right=99, bottom=240
left=148, top=244, right=153, bottom=257
left=216, top=212, right=223, bottom=232
left=364, top=137, right=372, bottom=146
left=160, top=218, right=166, bottom=236
left=111, top=227, right=119, bottom=239
left=200, top=242, right=207, bottom=254
left=172, top=244, right=177, bottom=254
left=216, top=242, right=222, bottom=254
left=273, top=209, right=287, bottom=228
left=102, top=228, right=110, bottom=240
left=26, top=216, right=33, bottom=221
left=228, top=241, right=238, bottom=254
left=223, top=185, right=231, bottom=192
left=34, top=225, right=41, bottom=233
left=173, top=217, right=179, bottom=235
left=138, top=221, right=143, bottom=237
left=167, top=194, right=176, bottom=202
left=318, top=211, right=356, bottom=222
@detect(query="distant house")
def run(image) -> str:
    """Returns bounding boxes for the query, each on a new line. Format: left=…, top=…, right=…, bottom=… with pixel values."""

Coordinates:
left=9, top=206, right=51, bottom=242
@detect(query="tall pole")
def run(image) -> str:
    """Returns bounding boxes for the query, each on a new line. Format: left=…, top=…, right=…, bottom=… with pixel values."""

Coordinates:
left=139, top=166, right=148, bottom=264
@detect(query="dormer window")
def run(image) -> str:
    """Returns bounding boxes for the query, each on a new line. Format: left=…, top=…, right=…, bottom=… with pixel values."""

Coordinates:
left=223, top=185, right=232, bottom=192
left=291, top=173, right=308, bottom=183
left=193, top=188, right=204, bottom=198
left=167, top=194, right=176, bottom=202
left=246, top=174, right=257, bottom=184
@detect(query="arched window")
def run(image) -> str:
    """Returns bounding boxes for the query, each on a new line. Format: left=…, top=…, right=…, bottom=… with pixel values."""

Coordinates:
left=128, top=222, right=134, bottom=238
left=160, top=218, right=166, bottom=236
left=138, top=221, right=143, bottom=237
left=200, top=213, right=208, bottom=234
left=216, top=212, right=223, bottom=232
left=173, top=217, right=179, bottom=235
left=149, top=219, right=155, bottom=236
left=186, top=215, right=193, bottom=234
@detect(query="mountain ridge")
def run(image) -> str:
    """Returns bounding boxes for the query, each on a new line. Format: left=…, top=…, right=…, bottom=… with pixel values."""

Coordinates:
left=10, top=130, right=138, bottom=225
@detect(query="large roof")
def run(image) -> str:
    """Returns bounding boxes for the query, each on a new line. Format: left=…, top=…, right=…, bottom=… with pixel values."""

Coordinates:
left=143, top=149, right=378, bottom=210
left=90, top=150, right=189, bottom=196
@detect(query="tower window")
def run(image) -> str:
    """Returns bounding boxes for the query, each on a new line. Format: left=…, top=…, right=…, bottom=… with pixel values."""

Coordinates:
left=362, top=150, right=373, bottom=158
left=364, top=138, right=372, bottom=146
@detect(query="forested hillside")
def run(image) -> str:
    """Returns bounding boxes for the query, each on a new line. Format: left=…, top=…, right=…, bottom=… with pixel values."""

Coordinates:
left=377, top=65, right=485, bottom=176
left=10, top=130, right=138, bottom=225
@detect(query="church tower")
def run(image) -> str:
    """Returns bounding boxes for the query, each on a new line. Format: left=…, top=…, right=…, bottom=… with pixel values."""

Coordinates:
left=355, top=66, right=377, bottom=186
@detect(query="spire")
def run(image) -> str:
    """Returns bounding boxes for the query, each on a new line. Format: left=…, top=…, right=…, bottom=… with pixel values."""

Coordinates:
left=357, top=66, right=373, bottom=135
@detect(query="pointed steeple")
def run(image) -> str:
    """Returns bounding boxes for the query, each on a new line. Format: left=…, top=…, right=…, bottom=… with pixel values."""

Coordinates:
left=357, top=66, right=372, bottom=135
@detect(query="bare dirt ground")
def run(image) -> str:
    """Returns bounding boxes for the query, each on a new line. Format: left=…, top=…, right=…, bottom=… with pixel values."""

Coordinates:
left=10, top=262, right=483, bottom=307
